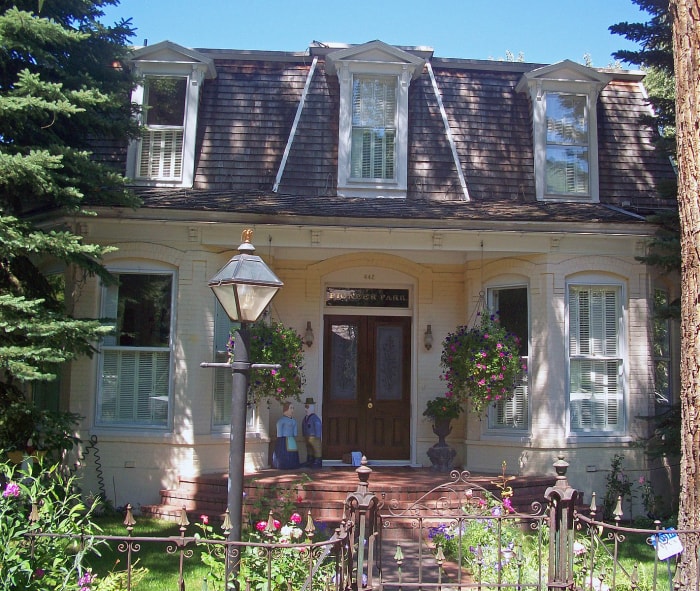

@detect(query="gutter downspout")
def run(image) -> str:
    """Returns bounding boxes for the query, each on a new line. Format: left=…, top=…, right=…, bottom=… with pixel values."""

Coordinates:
left=426, top=61, right=470, bottom=201
left=273, top=56, right=319, bottom=193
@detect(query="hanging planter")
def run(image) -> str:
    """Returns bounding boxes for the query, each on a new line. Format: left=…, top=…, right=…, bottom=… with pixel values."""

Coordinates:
left=440, top=311, right=524, bottom=417
left=228, top=319, right=305, bottom=405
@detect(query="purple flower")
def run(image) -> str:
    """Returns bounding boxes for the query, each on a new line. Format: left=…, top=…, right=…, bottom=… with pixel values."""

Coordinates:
left=3, top=482, right=20, bottom=498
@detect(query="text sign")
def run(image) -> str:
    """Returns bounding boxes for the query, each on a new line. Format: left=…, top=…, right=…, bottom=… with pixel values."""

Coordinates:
left=326, top=287, right=409, bottom=308
left=651, top=529, right=683, bottom=560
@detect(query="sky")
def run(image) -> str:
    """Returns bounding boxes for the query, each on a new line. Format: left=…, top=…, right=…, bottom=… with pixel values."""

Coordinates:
left=100, top=0, right=648, bottom=67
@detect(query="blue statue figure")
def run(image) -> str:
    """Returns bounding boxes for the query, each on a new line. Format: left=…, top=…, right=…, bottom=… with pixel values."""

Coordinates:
left=272, top=401, right=300, bottom=470
left=302, top=397, right=322, bottom=468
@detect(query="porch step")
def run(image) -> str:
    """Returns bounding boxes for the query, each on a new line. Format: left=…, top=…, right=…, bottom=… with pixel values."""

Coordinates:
left=141, top=467, right=556, bottom=527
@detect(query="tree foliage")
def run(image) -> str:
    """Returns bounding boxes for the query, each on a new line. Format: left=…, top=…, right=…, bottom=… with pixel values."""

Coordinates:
left=0, top=0, right=138, bottom=404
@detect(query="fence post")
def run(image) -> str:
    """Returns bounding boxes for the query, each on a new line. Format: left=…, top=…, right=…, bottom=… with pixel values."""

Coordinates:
left=344, top=456, right=379, bottom=589
left=545, top=456, right=580, bottom=590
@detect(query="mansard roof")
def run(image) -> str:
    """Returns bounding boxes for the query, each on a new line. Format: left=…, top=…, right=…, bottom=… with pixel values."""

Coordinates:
left=113, top=41, right=676, bottom=225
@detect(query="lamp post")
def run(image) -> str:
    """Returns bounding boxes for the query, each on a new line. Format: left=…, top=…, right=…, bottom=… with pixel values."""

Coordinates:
left=201, top=229, right=283, bottom=543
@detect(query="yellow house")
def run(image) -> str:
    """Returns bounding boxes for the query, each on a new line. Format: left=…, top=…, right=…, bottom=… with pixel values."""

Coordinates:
left=63, top=40, right=678, bottom=509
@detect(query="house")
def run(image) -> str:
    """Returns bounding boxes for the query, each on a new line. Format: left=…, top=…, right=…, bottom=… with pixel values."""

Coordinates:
left=66, top=39, right=678, bottom=509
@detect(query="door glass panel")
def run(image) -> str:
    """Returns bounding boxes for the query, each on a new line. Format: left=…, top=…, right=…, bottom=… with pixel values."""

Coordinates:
left=375, top=325, right=403, bottom=400
left=329, top=324, right=358, bottom=400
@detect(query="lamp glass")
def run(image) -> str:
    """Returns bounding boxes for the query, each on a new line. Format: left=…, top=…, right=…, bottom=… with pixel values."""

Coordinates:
left=208, top=252, right=283, bottom=322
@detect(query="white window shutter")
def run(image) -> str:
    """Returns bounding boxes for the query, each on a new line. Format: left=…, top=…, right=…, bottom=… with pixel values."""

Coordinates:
left=569, top=286, right=622, bottom=432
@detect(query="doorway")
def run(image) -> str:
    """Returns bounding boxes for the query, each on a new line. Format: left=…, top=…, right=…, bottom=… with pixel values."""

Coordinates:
left=322, top=315, right=411, bottom=461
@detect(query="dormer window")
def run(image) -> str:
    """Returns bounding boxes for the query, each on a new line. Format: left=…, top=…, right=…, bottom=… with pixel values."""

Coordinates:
left=138, top=76, right=187, bottom=180
left=516, top=60, right=610, bottom=202
left=325, top=41, right=425, bottom=198
left=545, top=92, right=589, bottom=196
left=351, top=75, right=397, bottom=181
left=127, top=41, right=216, bottom=188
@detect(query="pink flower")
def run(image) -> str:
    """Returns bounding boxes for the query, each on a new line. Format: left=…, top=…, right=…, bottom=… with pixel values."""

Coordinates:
left=639, top=476, right=646, bottom=484
left=478, top=379, right=486, bottom=386
left=200, top=514, right=209, bottom=524
left=290, top=512, right=302, bottom=524
left=496, top=343, right=503, bottom=349
left=256, top=520, right=267, bottom=532
left=273, top=519, right=281, bottom=529
left=502, top=497, right=514, bottom=513
left=270, top=369, right=277, bottom=376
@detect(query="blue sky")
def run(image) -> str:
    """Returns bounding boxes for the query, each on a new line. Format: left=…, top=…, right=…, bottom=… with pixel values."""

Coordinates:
left=101, top=0, right=647, bottom=67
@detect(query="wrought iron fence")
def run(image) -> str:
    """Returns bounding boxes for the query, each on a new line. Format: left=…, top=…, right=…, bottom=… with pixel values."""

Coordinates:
left=19, top=458, right=700, bottom=591
left=26, top=505, right=354, bottom=591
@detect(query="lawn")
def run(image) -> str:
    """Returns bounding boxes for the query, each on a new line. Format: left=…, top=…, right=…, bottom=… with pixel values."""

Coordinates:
left=88, top=515, right=213, bottom=591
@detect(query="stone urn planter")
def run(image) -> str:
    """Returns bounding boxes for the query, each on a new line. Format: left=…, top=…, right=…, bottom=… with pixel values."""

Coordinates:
left=426, top=417, right=456, bottom=472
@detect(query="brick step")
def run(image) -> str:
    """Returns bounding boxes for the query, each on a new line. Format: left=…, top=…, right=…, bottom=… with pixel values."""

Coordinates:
left=142, top=469, right=556, bottom=526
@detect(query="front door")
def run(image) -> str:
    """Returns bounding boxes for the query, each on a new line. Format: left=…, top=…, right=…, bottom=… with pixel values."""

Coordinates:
left=322, top=315, right=411, bottom=461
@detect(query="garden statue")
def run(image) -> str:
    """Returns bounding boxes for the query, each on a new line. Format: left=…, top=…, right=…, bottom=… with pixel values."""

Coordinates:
left=302, top=397, right=322, bottom=468
left=273, top=401, right=300, bottom=469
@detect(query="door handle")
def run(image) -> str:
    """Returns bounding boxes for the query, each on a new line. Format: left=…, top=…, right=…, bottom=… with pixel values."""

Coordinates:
left=367, top=400, right=373, bottom=409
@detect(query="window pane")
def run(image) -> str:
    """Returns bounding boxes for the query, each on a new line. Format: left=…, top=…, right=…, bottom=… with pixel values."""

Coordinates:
left=145, top=77, right=186, bottom=126
left=489, top=287, right=529, bottom=430
left=115, top=274, right=172, bottom=347
left=375, top=325, right=403, bottom=401
left=546, top=93, right=589, bottom=195
left=546, top=146, right=589, bottom=194
left=546, top=94, right=587, bottom=144
left=569, top=286, right=623, bottom=432
left=329, top=324, right=358, bottom=400
left=351, top=76, right=397, bottom=180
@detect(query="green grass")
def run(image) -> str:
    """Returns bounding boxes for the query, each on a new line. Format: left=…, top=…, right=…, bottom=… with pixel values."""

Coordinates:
left=87, top=515, right=212, bottom=591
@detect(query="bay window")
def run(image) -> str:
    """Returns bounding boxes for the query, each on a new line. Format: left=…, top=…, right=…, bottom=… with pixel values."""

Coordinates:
left=98, top=273, right=173, bottom=427
left=568, top=285, right=624, bottom=433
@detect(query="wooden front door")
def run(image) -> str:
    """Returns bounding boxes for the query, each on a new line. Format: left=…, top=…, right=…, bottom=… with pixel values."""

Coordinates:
left=322, top=315, right=411, bottom=461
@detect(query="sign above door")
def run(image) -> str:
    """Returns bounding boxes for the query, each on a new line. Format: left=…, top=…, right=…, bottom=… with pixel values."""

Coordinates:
left=325, top=287, right=410, bottom=308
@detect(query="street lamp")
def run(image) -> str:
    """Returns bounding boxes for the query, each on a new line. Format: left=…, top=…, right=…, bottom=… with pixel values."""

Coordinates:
left=201, top=229, right=283, bottom=543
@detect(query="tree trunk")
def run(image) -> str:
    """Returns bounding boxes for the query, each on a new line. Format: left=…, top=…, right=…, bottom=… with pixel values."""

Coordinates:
left=670, top=0, right=700, bottom=585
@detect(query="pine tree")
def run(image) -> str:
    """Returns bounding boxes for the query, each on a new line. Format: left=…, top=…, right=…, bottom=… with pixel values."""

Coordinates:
left=0, top=1, right=138, bottom=408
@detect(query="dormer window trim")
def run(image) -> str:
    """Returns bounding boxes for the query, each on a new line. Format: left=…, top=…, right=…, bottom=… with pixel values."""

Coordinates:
left=517, top=61, right=611, bottom=203
left=327, top=41, right=424, bottom=198
left=126, top=42, right=216, bottom=189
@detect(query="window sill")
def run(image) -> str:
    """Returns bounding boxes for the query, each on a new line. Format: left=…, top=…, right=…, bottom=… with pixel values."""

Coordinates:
left=566, top=433, right=632, bottom=444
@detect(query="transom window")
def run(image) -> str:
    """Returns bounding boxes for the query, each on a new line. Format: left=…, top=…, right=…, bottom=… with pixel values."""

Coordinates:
left=98, top=273, right=173, bottom=427
left=545, top=93, right=589, bottom=196
left=137, top=77, right=187, bottom=181
left=487, top=287, right=529, bottom=431
left=351, top=76, right=397, bottom=180
left=568, top=285, right=624, bottom=433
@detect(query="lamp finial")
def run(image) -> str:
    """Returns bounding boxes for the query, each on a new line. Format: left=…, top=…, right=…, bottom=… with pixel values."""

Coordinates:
left=241, top=229, right=254, bottom=244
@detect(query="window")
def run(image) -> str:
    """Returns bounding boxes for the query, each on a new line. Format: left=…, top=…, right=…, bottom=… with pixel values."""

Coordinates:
left=98, top=273, right=173, bottom=427
left=568, top=285, right=623, bottom=433
left=545, top=93, right=589, bottom=195
left=325, top=40, right=424, bottom=197
left=127, top=41, right=215, bottom=188
left=653, top=289, right=672, bottom=404
left=351, top=76, right=397, bottom=180
left=137, top=77, right=187, bottom=181
left=516, top=60, right=610, bottom=202
left=488, top=287, right=529, bottom=430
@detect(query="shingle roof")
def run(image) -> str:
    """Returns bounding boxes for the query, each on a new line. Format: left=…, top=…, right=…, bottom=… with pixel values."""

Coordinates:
left=132, top=188, right=653, bottom=226
left=117, top=46, right=677, bottom=226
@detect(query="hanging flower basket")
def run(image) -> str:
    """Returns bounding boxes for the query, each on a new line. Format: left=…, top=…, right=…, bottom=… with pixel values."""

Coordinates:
left=440, top=312, right=524, bottom=416
left=228, top=320, right=305, bottom=404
